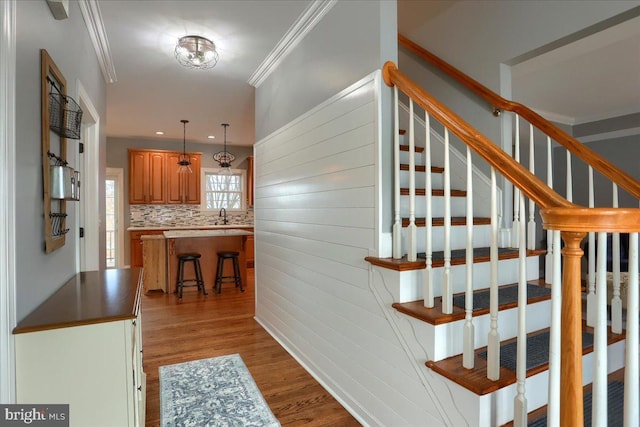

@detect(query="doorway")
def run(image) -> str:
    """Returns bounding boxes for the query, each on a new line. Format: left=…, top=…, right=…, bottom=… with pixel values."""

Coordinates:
left=105, top=168, right=124, bottom=268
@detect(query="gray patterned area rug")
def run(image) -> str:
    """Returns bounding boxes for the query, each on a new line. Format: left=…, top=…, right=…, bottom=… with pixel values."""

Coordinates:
left=160, top=354, right=280, bottom=427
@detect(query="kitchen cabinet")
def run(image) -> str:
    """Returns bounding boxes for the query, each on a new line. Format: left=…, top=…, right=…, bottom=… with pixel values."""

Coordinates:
left=245, top=234, right=254, bottom=268
left=129, top=149, right=166, bottom=204
left=130, top=149, right=201, bottom=205
left=246, top=156, right=254, bottom=207
left=166, top=152, right=201, bottom=204
left=130, top=229, right=165, bottom=268
left=14, top=269, right=145, bottom=427
left=142, top=235, right=167, bottom=293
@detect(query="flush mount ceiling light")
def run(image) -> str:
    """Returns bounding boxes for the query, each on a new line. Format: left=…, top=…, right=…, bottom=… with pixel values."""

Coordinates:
left=174, top=35, right=219, bottom=70
left=213, top=123, right=235, bottom=175
left=177, top=119, right=192, bottom=174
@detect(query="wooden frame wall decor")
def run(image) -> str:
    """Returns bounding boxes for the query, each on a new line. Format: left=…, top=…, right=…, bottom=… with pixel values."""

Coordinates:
left=41, top=49, right=68, bottom=253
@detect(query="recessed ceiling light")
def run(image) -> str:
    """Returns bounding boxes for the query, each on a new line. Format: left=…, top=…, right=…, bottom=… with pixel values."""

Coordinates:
left=207, top=135, right=215, bottom=139
left=155, top=131, right=164, bottom=135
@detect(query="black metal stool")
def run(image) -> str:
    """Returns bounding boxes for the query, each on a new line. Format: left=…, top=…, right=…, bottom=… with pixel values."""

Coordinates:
left=214, top=251, right=244, bottom=294
left=175, top=253, right=207, bottom=299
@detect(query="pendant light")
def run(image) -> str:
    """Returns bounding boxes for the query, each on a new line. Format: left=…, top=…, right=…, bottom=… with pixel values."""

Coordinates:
left=213, top=123, right=235, bottom=175
left=177, top=119, right=192, bottom=173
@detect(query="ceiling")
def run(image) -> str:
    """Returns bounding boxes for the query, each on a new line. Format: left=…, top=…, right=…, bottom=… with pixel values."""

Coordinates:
left=511, top=14, right=640, bottom=125
left=99, top=0, right=311, bottom=146
left=99, top=1, right=639, bottom=148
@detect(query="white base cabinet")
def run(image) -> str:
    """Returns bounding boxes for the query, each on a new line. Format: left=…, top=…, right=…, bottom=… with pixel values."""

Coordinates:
left=13, top=269, right=145, bottom=427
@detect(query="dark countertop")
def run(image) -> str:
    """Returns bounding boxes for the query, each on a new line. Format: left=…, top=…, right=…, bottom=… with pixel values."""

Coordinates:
left=13, top=268, right=142, bottom=334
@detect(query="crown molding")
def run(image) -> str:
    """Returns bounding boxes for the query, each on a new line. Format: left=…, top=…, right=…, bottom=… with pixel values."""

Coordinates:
left=78, top=0, right=117, bottom=84
left=247, top=0, right=337, bottom=88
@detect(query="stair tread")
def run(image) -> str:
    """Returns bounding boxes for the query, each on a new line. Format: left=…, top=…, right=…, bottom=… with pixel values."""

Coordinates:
left=392, top=279, right=550, bottom=326
left=399, top=144, right=424, bottom=153
left=365, top=248, right=546, bottom=272
left=400, top=164, right=445, bottom=173
left=426, top=322, right=626, bottom=396
left=401, top=217, right=491, bottom=227
left=401, top=188, right=467, bottom=197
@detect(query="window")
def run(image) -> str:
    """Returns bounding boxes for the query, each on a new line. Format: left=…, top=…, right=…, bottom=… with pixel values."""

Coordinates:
left=201, top=168, right=246, bottom=212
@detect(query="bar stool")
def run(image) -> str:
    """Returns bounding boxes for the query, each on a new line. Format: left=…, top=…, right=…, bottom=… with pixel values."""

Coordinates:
left=175, top=253, right=207, bottom=299
left=214, top=251, right=244, bottom=294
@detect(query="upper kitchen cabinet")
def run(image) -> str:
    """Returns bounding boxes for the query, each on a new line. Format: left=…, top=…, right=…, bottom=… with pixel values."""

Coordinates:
left=129, top=149, right=166, bottom=204
left=166, top=152, right=201, bottom=204
left=129, top=149, right=201, bottom=205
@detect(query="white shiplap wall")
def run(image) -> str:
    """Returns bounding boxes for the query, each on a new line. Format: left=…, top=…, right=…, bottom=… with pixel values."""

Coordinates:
left=254, top=72, right=450, bottom=426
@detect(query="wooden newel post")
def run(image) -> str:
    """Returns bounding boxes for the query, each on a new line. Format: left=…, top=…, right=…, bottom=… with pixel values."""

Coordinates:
left=560, top=231, right=586, bottom=427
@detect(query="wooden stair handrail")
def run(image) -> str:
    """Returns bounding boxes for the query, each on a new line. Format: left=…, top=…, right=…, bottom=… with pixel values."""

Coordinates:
left=383, top=61, right=572, bottom=210
left=398, top=33, right=640, bottom=200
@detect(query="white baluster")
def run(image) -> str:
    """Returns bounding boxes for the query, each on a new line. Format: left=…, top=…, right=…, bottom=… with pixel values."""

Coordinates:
left=545, top=136, right=554, bottom=283
left=487, top=167, right=500, bottom=381
left=463, top=146, right=474, bottom=369
left=624, top=232, right=639, bottom=427
left=442, top=128, right=452, bottom=314
left=592, top=232, right=608, bottom=427
left=611, top=184, right=622, bottom=333
left=546, top=230, right=562, bottom=427
left=586, top=166, right=596, bottom=327
left=566, top=152, right=573, bottom=202
left=513, top=191, right=527, bottom=426
left=527, top=124, right=536, bottom=250
left=512, top=115, right=521, bottom=248
left=392, top=86, right=402, bottom=259
left=423, top=113, right=434, bottom=308
left=407, top=100, right=417, bottom=262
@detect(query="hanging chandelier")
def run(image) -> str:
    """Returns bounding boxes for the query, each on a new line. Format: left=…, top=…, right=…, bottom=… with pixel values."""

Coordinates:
left=213, top=123, right=234, bottom=175
left=174, top=35, right=219, bottom=70
left=177, top=119, right=192, bottom=173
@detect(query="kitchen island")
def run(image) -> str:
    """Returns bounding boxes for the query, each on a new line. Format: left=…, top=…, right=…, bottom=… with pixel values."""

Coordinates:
left=143, top=229, right=253, bottom=294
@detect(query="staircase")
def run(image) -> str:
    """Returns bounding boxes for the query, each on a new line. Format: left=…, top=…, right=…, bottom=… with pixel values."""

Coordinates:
left=366, top=53, right=640, bottom=426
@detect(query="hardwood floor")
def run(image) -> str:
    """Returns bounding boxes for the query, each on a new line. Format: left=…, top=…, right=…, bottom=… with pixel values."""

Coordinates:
left=142, top=269, right=361, bottom=426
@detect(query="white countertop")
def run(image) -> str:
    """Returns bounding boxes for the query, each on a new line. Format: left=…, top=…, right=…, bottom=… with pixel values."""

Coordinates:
left=128, top=224, right=252, bottom=231
left=163, top=229, right=253, bottom=239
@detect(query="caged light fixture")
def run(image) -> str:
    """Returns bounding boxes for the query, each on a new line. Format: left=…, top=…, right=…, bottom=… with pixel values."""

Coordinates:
left=177, top=119, right=192, bottom=174
left=174, top=35, right=219, bottom=70
left=213, top=123, right=234, bottom=175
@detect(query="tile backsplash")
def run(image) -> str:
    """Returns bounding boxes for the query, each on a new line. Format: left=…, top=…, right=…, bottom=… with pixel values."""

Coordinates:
left=130, top=205, right=253, bottom=227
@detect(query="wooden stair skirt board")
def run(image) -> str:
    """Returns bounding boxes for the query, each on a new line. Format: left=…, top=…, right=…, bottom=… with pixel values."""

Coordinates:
left=426, top=324, right=626, bottom=396
left=365, top=248, right=545, bottom=272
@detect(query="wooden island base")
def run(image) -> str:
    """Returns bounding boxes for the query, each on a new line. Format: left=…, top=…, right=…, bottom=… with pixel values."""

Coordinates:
left=163, top=230, right=252, bottom=295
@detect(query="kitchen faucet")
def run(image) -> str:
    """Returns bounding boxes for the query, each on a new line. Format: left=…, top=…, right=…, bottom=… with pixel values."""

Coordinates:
left=219, top=208, right=228, bottom=225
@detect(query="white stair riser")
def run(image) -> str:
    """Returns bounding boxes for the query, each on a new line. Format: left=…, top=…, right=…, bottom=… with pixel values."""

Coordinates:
left=399, top=170, right=444, bottom=189
left=400, top=224, right=492, bottom=253
left=404, top=298, right=552, bottom=361
left=395, top=256, right=540, bottom=303
left=399, top=149, right=423, bottom=165
left=400, top=195, right=467, bottom=218
left=438, top=339, right=626, bottom=426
